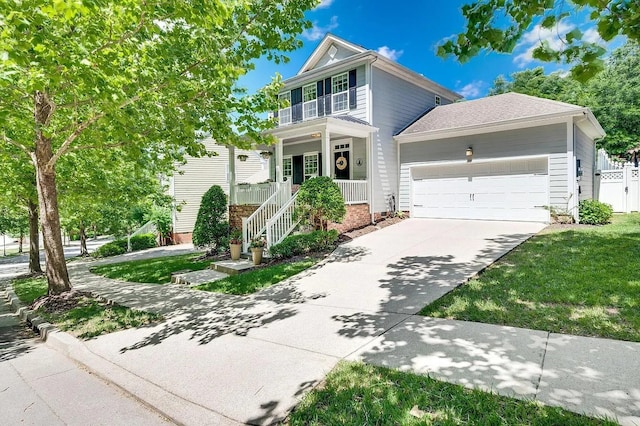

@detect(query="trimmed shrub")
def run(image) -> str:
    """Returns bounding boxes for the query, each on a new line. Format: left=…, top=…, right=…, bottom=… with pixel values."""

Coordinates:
left=295, top=177, right=346, bottom=230
left=130, top=233, right=157, bottom=251
left=269, top=229, right=339, bottom=259
left=192, top=185, right=229, bottom=252
left=579, top=199, right=614, bottom=225
left=93, top=240, right=127, bottom=257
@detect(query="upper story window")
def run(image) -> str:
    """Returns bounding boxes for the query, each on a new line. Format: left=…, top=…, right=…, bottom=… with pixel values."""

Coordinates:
left=303, top=84, right=317, bottom=120
left=279, top=92, right=291, bottom=125
left=435, top=95, right=441, bottom=106
left=332, top=73, right=349, bottom=113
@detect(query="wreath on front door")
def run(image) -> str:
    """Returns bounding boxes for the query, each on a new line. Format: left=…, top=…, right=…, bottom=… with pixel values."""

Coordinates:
left=336, top=156, right=347, bottom=170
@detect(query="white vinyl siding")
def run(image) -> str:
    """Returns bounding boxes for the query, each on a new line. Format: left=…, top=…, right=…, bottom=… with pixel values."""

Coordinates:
left=279, top=92, right=291, bottom=125
left=398, top=124, right=568, bottom=213
left=172, top=139, right=268, bottom=234
left=332, top=72, right=349, bottom=113
left=303, top=84, right=317, bottom=120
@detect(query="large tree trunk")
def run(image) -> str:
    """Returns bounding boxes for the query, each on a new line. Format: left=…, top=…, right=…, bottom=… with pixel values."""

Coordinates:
left=27, top=199, right=43, bottom=274
left=18, top=233, right=23, bottom=253
left=33, top=91, right=71, bottom=295
left=79, top=223, right=88, bottom=256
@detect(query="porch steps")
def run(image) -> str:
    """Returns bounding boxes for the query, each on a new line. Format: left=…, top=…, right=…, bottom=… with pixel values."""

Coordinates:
left=210, top=259, right=256, bottom=275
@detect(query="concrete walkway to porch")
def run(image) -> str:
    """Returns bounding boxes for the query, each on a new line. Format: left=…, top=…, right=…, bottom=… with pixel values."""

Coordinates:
left=23, top=220, right=640, bottom=425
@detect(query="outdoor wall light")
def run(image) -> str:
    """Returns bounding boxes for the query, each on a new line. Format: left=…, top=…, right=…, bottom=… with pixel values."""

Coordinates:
left=466, top=147, right=473, bottom=161
left=260, top=151, right=273, bottom=159
left=237, top=154, right=249, bottom=162
left=310, top=132, right=321, bottom=138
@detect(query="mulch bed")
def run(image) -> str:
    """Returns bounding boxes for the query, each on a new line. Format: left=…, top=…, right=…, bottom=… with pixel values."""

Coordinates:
left=30, top=290, right=100, bottom=314
left=538, top=223, right=597, bottom=234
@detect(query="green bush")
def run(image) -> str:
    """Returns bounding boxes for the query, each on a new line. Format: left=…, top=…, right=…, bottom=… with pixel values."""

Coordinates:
left=93, top=240, right=127, bottom=257
left=295, top=177, right=346, bottom=230
left=192, top=185, right=229, bottom=252
left=130, top=233, right=157, bottom=251
left=269, top=229, right=339, bottom=259
left=579, top=199, right=614, bottom=225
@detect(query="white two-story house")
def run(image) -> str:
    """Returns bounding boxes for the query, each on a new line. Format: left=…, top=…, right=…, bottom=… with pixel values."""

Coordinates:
left=228, top=34, right=605, bottom=251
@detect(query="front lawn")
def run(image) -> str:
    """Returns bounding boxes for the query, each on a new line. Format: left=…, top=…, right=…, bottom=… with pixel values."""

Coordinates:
left=12, top=277, right=162, bottom=339
left=90, top=252, right=209, bottom=284
left=289, top=362, right=613, bottom=425
left=195, top=258, right=318, bottom=295
left=421, top=213, right=640, bottom=342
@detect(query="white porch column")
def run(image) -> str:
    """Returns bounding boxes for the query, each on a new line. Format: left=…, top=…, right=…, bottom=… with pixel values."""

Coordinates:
left=228, top=146, right=236, bottom=205
left=322, top=129, right=331, bottom=178
left=276, top=138, right=284, bottom=183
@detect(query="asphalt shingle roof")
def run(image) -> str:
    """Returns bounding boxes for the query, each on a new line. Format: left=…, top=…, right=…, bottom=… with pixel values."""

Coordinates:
left=398, top=92, right=585, bottom=136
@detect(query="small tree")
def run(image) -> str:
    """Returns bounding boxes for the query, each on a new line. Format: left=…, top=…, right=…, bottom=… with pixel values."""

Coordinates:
left=192, top=185, right=228, bottom=253
left=295, top=177, right=346, bottom=231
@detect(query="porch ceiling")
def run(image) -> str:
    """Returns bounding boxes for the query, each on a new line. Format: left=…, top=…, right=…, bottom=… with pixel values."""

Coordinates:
left=265, top=116, right=377, bottom=141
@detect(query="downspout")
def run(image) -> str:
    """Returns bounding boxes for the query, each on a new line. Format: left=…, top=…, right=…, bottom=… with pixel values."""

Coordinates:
left=369, top=57, right=377, bottom=224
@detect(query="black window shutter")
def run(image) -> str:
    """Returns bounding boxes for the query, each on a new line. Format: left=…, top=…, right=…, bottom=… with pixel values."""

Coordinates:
left=291, top=87, right=302, bottom=123
left=318, top=153, right=323, bottom=176
left=349, top=69, right=357, bottom=110
left=316, top=81, right=324, bottom=117
left=324, top=78, right=332, bottom=115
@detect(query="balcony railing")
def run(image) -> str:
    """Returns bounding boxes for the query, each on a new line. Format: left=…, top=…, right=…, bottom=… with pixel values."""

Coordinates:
left=234, top=182, right=279, bottom=205
left=334, top=179, right=368, bottom=204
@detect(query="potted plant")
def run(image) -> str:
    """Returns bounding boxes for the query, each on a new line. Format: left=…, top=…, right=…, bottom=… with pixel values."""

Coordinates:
left=250, top=236, right=266, bottom=265
left=229, top=228, right=242, bottom=260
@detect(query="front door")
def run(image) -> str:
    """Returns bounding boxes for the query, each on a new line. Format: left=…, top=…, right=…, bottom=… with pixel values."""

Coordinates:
left=334, top=143, right=350, bottom=180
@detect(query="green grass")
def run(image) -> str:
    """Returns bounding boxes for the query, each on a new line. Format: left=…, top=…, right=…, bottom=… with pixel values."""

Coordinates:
left=12, top=276, right=47, bottom=304
left=421, top=213, right=640, bottom=342
left=90, top=253, right=209, bottom=284
left=12, top=277, right=162, bottom=339
left=289, top=362, right=614, bottom=425
left=196, top=258, right=318, bottom=295
left=37, top=298, right=161, bottom=339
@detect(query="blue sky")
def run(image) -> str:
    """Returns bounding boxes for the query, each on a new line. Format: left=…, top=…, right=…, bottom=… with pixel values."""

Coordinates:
left=241, top=0, right=616, bottom=99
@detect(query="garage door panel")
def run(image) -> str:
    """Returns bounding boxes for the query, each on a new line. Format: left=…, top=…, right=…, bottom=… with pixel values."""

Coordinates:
left=412, top=158, right=549, bottom=222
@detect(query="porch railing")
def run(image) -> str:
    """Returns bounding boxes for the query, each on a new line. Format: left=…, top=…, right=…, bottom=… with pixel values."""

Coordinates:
left=266, top=192, right=300, bottom=250
left=235, top=182, right=279, bottom=205
left=242, top=180, right=292, bottom=252
left=334, top=179, right=368, bottom=204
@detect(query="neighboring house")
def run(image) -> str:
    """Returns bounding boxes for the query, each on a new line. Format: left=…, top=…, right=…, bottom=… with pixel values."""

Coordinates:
left=170, top=138, right=268, bottom=243
left=228, top=34, right=605, bottom=251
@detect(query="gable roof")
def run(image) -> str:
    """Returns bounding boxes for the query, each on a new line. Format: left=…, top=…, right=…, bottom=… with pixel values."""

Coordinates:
left=298, top=33, right=366, bottom=74
left=397, top=92, right=605, bottom=140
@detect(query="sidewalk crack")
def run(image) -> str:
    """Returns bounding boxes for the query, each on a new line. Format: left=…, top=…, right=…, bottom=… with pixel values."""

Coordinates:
left=534, top=331, right=550, bottom=399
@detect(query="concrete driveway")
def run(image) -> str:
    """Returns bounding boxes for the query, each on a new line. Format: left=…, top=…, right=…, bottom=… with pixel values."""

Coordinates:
left=62, top=219, right=549, bottom=425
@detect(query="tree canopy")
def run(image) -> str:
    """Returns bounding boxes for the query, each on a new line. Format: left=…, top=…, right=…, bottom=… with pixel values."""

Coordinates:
left=438, top=0, right=638, bottom=81
left=490, top=42, right=640, bottom=155
left=0, top=0, right=317, bottom=293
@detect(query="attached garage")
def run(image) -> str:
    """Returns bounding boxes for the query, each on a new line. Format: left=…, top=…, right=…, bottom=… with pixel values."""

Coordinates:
left=411, top=157, right=549, bottom=222
left=395, top=93, right=606, bottom=223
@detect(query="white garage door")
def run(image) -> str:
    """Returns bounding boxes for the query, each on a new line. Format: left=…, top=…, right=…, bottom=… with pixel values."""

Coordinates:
left=412, top=157, right=549, bottom=222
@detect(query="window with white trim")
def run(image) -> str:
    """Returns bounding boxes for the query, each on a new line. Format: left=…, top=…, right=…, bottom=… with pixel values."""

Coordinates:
left=283, top=156, right=292, bottom=181
left=332, top=73, right=349, bottom=113
left=302, top=84, right=317, bottom=120
left=278, top=92, right=291, bottom=125
left=435, top=95, right=441, bottom=106
left=304, top=153, right=319, bottom=180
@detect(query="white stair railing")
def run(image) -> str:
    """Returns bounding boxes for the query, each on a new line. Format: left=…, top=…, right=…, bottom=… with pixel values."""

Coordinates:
left=266, top=192, right=300, bottom=250
left=242, top=180, right=292, bottom=252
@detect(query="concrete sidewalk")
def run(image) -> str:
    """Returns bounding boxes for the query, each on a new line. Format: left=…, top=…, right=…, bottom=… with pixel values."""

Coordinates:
left=17, top=219, right=640, bottom=425
left=0, top=285, right=170, bottom=425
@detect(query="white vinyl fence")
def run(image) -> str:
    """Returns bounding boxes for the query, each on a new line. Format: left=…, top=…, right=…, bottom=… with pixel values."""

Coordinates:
left=597, top=149, right=639, bottom=212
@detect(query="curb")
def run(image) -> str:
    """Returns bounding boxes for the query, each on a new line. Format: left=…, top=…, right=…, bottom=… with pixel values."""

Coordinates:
left=2, top=287, right=240, bottom=426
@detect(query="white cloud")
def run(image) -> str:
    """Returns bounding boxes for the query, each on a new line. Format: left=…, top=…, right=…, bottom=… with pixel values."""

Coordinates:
left=314, top=0, right=334, bottom=9
left=583, top=27, right=603, bottom=44
left=302, top=16, right=338, bottom=41
left=513, top=20, right=575, bottom=67
left=376, top=45, right=404, bottom=61
left=457, top=80, right=485, bottom=99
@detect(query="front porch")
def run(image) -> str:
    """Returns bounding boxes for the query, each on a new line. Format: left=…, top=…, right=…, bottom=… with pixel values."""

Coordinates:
left=228, top=116, right=377, bottom=251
